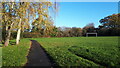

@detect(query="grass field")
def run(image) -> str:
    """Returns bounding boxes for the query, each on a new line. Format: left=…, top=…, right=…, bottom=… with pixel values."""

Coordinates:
left=32, top=37, right=119, bottom=67
left=1, top=37, right=119, bottom=67
left=0, top=47, right=2, bottom=67
left=2, top=39, right=30, bottom=66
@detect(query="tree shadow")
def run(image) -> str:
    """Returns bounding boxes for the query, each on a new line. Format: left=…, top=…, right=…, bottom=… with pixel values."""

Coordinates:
left=9, top=41, right=16, bottom=45
left=0, top=40, right=3, bottom=47
left=0, top=44, right=2, bottom=47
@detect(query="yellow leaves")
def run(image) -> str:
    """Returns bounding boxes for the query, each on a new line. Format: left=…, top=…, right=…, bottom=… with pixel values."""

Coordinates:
left=2, top=2, right=56, bottom=33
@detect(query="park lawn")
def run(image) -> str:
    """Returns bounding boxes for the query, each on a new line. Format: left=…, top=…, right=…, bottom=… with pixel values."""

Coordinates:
left=2, top=39, right=30, bottom=66
left=33, top=37, right=119, bottom=67
left=0, top=47, right=2, bottom=67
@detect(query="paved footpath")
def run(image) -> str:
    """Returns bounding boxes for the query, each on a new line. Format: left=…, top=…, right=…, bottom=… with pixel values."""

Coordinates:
left=25, top=40, right=52, bottom=67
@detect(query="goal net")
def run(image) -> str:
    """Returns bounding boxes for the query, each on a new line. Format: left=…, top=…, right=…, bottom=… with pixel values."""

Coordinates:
left=86, top=33, right=97, bottom=37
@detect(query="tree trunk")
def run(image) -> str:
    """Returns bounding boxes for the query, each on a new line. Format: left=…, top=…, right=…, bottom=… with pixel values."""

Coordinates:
left=16, top=28, right=21, bottom=45
left=4, top=29, right=11, bottom=46
left=3, top=3, right=14, bottom=46
left=16, top=18, right=22, bottom=45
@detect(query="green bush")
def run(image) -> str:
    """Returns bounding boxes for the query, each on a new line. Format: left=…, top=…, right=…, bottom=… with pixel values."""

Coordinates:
left=22, top=32, right=42, bottom=38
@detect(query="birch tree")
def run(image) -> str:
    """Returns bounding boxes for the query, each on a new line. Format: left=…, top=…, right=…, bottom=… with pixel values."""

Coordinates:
left=1, top=1, right=58, bottom=46
left=15, top=2, right=30, bottom=45
left=1, top=2, right=16, bottom=46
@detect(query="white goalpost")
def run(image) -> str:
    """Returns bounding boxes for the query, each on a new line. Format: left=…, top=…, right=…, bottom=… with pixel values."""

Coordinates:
left=86, top=33, right=97, bottom=37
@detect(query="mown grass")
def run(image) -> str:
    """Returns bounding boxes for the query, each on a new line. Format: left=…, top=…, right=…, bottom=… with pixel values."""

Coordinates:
left=2, top=39, right=30, bottom=66
left=33, top=37, right=119, bottom=67
left=0, top=47, right=2, bottom=67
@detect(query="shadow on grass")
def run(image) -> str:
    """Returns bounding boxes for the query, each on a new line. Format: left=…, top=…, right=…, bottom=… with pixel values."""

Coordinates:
left=0, top=44, right=2, bottom=47
left=0, top=41, right=3, bottom=47
left=9, top=41, right=16, bottom=45
left=0, top=40, right=17, bottom=47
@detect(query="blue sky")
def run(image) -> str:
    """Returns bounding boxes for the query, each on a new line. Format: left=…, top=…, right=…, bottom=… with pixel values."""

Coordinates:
left=55, top=2, right=118, bottom=28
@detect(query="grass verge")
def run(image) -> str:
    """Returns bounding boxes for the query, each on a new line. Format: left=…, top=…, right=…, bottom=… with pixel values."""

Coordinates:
left=2, top=39, right=30, bottom=66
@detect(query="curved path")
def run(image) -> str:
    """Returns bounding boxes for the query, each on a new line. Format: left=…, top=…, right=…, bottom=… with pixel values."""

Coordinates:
left=25, top=40, right=52, bottom=67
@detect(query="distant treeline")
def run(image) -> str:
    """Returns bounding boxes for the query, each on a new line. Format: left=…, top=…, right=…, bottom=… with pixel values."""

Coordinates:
left=9, top=13, right=120, bottom=39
